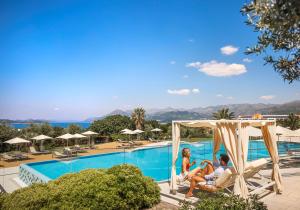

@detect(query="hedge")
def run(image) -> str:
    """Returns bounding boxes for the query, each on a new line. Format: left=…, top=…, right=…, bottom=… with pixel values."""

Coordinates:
left=0, top=164, right=160, bottom=210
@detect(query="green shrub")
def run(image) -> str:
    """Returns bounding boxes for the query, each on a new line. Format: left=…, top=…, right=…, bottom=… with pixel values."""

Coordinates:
left=1, top=164, right=160, bottom=210
left=180, top=191, right=267, bottom=210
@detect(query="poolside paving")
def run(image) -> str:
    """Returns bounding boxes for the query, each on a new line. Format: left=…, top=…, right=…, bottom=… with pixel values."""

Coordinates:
left=1, top=151, right=300, bottom=210
left=0, top=140, right=151, bottom=168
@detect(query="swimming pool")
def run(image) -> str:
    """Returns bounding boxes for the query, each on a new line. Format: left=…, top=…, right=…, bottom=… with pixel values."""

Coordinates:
left=19, top=140, right=300, bottom=185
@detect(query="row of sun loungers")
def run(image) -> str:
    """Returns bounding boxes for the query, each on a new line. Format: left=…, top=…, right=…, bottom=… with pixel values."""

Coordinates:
left=2, top=153, right=29, bottom=161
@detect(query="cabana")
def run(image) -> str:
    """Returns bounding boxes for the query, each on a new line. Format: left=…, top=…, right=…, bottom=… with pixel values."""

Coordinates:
left=170, top=119, right=283, bottom=198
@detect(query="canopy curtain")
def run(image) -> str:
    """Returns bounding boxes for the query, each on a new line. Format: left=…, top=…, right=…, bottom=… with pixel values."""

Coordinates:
left=213, top=128, right=222, bottom=161
left=261, top=124, right=283, bottom=193
left=170, top=122, right=181, bottom=193
left=217, top=122, right=249, bottom=198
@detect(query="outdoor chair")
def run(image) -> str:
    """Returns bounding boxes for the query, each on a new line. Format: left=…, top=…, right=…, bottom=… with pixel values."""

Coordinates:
left=52, top=151, right=68, bottom=158
left=117, top=139, right=127, bottom=143
left=178, top=158, right=272, bottom=195
left=2, top=153, right=17, bottom=161
left=74, top=145, right=88, bottom=153
left=12, top=153, right=29, bottom=160
left=29, top=146, right=50, bottom=155
left=149, top=138, right=160, bottom=143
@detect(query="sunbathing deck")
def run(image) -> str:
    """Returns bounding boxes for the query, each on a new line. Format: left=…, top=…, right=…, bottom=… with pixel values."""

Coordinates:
left=0, top=140, right=151, bottom=168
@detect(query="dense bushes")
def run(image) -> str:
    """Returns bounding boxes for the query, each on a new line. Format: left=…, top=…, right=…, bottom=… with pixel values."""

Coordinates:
left=0, top=165, right=160, bottom=210
left=180, top=191, right=267, bottom=210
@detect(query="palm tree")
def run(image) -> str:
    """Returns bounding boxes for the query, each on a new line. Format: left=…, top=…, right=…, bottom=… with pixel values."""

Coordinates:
left=284, top=113, right=300, bottom=130
left=131, top=107, right=146, bottom=130
left=212, top=108, right=235, bottom=120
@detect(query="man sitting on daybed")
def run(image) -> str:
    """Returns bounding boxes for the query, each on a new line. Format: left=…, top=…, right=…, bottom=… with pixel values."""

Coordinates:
left=185, top=154, right=230, bottom=198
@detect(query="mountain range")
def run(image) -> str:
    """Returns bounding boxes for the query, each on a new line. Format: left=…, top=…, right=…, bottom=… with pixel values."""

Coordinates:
left=85, top=100, right=300, bottom=123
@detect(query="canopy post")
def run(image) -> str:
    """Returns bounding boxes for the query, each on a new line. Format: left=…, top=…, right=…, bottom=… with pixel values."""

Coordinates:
left=170, top=121, right=181, bottom=194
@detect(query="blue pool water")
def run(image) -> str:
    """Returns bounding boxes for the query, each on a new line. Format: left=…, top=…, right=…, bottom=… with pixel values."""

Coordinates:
left=24, top=140, right=300, bottom=182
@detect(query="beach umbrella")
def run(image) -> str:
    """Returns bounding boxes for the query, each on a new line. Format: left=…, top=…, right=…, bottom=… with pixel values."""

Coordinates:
left=4, top=137, right=30, bottom=144
left=151, top=128, right=162, bottom=132
left=56, top=133, right=74, bottom=147
left=133, top=129, right=144, bottom=140
left=133, top=129, right=144, bottom=134
left=151, top=128, right=162, bottom=140
left=82, top=131, right=98, bottom=135
left=82, top=131, right=98, bottom=146
left=73, top=133, right=87, bottom=145
left=120, top=128, right=132, bottom=133
left=5, top=137, right=30, bottom=151
left=122, top=130, right=135, bottom=140
left=31, top=135, right=52, bottom=151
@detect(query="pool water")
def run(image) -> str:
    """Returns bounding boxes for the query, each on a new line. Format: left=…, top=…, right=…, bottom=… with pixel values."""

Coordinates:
left=24, top=140, right=300, bottom=182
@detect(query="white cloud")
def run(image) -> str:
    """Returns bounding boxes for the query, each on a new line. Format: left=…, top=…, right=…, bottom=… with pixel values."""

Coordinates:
left=167, top=89, right=190, bottom=95
left=192, top=88, right=200, bottom=94
left=227, top=96, right=234, bottom=100
left=186, top=60, right=246, bottom=77
left=260, top=95, right=275, bottom=100
left=167, top=88, right=200, bottom=96
left=186, top=61, right=201, bottom=68
left=221, top=45, right=239, bottom=55
left=216, top=94, right=224, bottom=97
left=112, top=96, right=119, bottom=100
left=54, top=107, right=60, bottom=111
left=243, top=58, right=252, bottom=63
left=183, top=75, right=189, bottom=79
left=170, top=60, right=176, bottom=65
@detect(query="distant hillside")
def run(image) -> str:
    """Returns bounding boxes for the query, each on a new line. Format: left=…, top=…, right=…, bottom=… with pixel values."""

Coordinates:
left=85, top=100, right=300, bottom=123
left=0, top=119, right=49, bottom=124
left=148, top=111, right=207, bottom=122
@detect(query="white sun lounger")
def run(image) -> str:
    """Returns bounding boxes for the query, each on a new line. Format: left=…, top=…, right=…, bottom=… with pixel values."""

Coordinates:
left=178, top=158, right=272, bottom=195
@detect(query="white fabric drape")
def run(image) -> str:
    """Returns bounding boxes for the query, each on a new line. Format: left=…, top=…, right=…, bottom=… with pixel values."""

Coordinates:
left=213, top=128, right=222, bottom=161
left=170, top=122, right=181, bottom=193
left=261, top=124, right=283, bottom=193
left=217, top=122, right=249, bottom=198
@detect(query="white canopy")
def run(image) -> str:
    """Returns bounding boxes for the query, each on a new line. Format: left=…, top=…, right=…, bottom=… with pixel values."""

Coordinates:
left=151, top=128, right=162, bottom=132
left=170, top=119, right=282, bottom=199
left=31, top=134, right=52, bottom=151
left=82, top=131, right=97, bottom=146
left=82, top=131, right=98, bottom=136
left=247, top=126, right=262, bottom=137
left=120, top=129, right=132, bottom=133
left=73, top=133, right=87, bottom=138
left=56, top=133, right=74, bottom=139
left=56, top=133, right=74, bottom=146
left=122, top=130, right=135, bottom=135
left=5, top=137, right=30, bottom=144
left=276, top=126, right=293, bottom=135
left=31, top=135, right=52, bottom=141
left=133, top=129, right=144, bottom=134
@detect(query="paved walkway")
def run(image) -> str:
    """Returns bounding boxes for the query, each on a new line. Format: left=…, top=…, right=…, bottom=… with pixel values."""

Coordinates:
left=262, top=168, right=300, bottom=210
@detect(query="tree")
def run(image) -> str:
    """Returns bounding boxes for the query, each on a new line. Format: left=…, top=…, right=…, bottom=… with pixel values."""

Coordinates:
left=0, top=124, right=17, bottom=143
left=212, top=108, right=235, bottom=120
left=241, top=0, right=300, bottom=83
left=68, top=124, right=82, bottom=134
left=131, top=107, right=146, bottom=130
left=40, top=123, right=53, bottom=136
left=284, top=113, right=300, bottom=130
left=89, top=115, right=133, bottom=136
left=52, top=126, right=65, bottom=137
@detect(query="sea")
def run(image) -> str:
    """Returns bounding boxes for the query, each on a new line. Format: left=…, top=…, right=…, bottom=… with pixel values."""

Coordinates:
left=9, top=122, right=91, bottom=129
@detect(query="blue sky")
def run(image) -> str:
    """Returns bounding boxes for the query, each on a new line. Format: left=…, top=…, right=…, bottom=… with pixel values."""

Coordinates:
left=0, top=0, right=299, bottom=121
